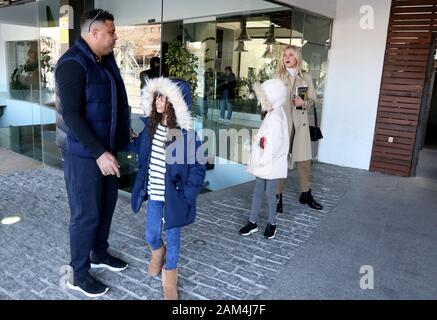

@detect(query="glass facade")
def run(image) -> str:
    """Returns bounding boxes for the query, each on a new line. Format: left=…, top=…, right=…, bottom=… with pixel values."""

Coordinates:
left=0, top=2, right=41, bottom=163
left=0, top=0, right=332, bottom=192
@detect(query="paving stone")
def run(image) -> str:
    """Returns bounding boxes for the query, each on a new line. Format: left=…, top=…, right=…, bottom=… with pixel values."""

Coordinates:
left=0, top=163, right=349, bottom=300
left=12, top=269, right=48, bottom=293
left=0, top=290, right=14, bottom=300
left=17, top=290, right=43, bottom=300
left=191, top=274, right=249, bottom=300
left=41, top=287, right=74, bottom=300
left=192, top=284, right=236, bottom=300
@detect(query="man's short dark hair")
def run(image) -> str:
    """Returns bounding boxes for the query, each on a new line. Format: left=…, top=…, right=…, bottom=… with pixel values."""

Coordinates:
left=150, top=57, right=160, bottom=65
left=80, top=9, right=114, bottom=32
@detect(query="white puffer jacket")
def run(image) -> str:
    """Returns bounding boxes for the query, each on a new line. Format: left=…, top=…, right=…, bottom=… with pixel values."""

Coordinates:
left=247, top=79, right=289, bottom=180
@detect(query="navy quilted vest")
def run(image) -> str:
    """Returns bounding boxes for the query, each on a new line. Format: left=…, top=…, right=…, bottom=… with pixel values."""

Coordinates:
left=55, top=37, right=130, bottom=158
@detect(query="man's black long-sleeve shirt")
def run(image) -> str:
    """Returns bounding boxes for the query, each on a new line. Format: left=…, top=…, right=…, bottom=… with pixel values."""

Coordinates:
left=56, top=59, right=127, bottom=159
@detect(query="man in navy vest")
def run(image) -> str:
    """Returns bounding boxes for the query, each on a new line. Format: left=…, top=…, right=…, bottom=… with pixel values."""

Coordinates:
left=56, top=9, right=132, bottom=298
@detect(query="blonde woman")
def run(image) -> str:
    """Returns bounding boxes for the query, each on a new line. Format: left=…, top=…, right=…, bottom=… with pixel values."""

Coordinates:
left=274, top=45, right=323, bottom=212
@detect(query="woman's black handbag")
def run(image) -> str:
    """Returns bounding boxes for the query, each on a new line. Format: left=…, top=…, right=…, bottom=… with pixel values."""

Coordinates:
left=310, top=105, right=323, bottom=142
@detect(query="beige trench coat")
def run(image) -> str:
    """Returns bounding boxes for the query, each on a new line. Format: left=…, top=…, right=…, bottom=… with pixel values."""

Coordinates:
left=273, top=71, right=317, bottom=163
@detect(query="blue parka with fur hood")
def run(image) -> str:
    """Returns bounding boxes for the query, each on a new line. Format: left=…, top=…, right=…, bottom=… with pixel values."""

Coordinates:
left=131, top=78, right=206, bottom=229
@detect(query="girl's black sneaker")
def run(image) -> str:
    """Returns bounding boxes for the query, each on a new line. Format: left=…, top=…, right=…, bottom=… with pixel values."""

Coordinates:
left=239, top=222, right=258, bottom=236
left=264, top=224, right=277, bottom=239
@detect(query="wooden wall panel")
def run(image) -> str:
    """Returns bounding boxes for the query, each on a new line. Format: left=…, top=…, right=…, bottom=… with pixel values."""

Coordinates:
left=370, top=0, right=437, bottom=176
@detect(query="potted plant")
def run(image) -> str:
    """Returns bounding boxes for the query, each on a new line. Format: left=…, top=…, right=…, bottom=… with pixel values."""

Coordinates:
left=165, top=40, right=199, bottom=102
left=236, top=61, right=278, bottom=114
left=40, top=36, right=55, bottom=105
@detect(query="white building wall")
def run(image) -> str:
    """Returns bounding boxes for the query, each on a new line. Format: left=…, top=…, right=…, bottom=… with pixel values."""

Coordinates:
left=275, top=0, right=337, bottom=18
left=95, top=0, right=283, bottom=25
left=317, top=0, right=391, bottom=170
left=94, top=0, right=162, bottom=25
left=0, top=1, right=38, bottom=26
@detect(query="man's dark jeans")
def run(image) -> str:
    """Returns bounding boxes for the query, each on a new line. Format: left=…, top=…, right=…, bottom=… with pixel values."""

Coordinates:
left=63, top=153, right=118, bottom=282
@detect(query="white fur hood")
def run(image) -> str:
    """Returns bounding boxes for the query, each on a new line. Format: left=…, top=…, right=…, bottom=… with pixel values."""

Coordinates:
left=141, top=77, right=193, bottom=130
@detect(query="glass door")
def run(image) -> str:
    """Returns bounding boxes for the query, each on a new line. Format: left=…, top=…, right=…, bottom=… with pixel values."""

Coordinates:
left=183, top=19, right=218, bottom=126
left=182, top=19, right=218, bottom=191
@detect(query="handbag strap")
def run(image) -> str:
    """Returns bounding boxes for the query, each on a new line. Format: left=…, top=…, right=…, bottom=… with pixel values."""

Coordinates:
left=313, top=101, right=319, bottom=129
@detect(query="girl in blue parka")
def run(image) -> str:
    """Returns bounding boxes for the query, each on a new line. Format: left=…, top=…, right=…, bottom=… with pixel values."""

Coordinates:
left=131, top=77, right=206, bottom=300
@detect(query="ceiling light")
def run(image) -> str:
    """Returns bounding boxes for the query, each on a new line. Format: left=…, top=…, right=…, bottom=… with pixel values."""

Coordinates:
left=235, top=40, right=248, bottom=52
left=264, top=24, right=280, bottom=46
left=237, top=21, right=252, bottom=42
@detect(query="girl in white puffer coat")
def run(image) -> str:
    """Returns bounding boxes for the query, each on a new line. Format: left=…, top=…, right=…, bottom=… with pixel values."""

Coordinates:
left=240, top=79, right=289, bottom=240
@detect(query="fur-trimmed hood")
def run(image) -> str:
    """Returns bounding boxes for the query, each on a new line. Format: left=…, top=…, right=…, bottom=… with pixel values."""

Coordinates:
left=253, top=79, right=287, bottom=112
left=141, top=77, right=193, bottom=130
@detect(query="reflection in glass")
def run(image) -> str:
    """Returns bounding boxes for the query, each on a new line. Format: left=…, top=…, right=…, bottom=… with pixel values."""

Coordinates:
left=0, top=0, right=332, bottom=193
left=8, top=40, right=39, bottom=102
left=303, top=14, right=331, bottom=47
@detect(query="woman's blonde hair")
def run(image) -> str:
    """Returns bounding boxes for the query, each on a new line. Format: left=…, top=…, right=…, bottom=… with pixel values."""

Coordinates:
left=277, top=45, right=305, bottom=79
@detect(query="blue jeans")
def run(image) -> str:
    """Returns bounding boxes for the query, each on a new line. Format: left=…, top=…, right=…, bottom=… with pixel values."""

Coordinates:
left=220, top=90, right=233, bottom=120
left=145, top=200, right=181, bottom=271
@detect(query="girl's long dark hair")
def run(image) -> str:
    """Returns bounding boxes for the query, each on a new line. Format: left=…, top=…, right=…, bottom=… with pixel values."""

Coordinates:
left=148, top=93, right=178, bottom=142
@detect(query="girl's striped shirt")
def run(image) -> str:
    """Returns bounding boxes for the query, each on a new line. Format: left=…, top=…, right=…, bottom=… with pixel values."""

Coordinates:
left=147, top=124, right=167, bottom=202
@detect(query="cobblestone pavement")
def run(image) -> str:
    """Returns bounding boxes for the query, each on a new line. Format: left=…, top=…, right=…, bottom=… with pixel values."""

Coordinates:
left=0, top=163, right=355, bottom=300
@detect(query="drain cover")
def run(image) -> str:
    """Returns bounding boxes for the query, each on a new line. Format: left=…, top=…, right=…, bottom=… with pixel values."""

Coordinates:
left=193, top=240, right=207, bottom=246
